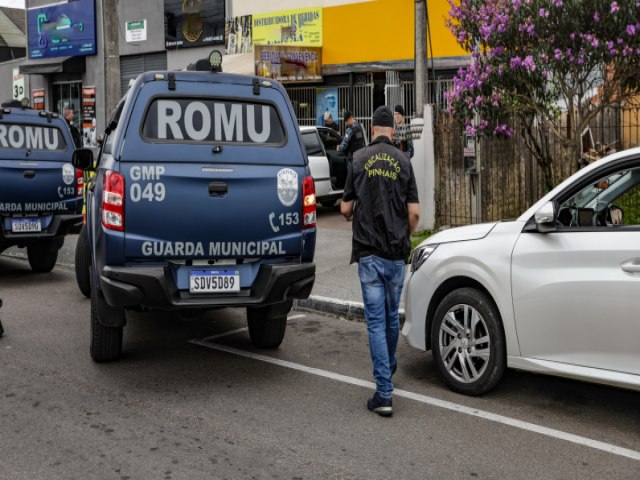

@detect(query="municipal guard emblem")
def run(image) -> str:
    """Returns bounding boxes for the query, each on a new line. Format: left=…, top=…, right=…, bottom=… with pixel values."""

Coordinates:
left=62, top=164, right=75, bottom=185
left=277, top=168, right=298, bottom=207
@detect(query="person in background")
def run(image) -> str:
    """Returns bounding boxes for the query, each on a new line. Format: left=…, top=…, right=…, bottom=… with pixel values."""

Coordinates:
left=337, top=110, right=366, bottom=159
left=323, top=111, right=339, bottom=132
left=341, top=105, right=420, bottom=417
left=392, top=104, right=414, bottom=159
left=64, top=105, right=82, bottom=148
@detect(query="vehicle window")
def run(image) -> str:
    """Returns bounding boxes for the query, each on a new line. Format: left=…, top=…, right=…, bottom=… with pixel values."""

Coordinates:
left=142, top=98, right=286, bottom=145
left=318, top=128, right=341, bottom=152
left=0, top=122, right=66, bottom=151
left=103, top=95, right=127, bottom=155
left=301, top=131, right=323, bottom=156
left=558, top=168, right=640, bottom=227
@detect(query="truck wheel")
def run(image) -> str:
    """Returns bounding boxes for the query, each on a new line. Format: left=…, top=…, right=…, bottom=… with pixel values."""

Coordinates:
left=90, top=278, right=123, bottom=362
left=247, top=300, right=292, bottom=349
left=75, top=225, right=91, bottom=298
left=27, top=242, right=58, bottom=273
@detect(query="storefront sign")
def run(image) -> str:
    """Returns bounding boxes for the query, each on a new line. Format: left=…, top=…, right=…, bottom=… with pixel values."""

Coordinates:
left=32, top=88, right=45, bottom=111
left=164, top=0, right=224, bottom=49
left=126, top=19, right=147, bottom=43
left=253, top=8, right=322, bottom=47
left=27, top=0, right=97, bottom=59
left=82, top=87, right=96, bottom=147
left=12, top=68, right=24, bottom=101
left=255, top=46, right=322, bottom=83
left=225, top=15, right=252, bottom=55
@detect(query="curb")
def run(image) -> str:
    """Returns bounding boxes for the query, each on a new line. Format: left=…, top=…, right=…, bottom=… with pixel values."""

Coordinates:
left=295, top=295, right=405, bottom=323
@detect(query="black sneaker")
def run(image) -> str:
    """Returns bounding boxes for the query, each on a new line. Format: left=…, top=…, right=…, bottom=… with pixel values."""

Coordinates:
left=367, top=393, right=393, bottom=417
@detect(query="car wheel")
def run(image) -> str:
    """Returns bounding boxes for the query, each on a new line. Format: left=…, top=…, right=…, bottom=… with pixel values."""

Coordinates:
left=431, top=287, right=505, bottom=396
left=246, top=300, right=292, bottom=349
left=27, top=242, right=58, bottom=273
left=90, top=275, right=123, bottom=362
left=321, top=200, right=336, bottom=208
left=75, top=225, right=91, bottom=298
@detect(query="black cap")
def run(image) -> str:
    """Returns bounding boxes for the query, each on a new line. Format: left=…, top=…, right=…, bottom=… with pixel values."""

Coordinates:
left=372, top=105, right=394, bottom=128
left=394, top=104, right=405, bottom=116
left=343, top=110, right=354, bottom=122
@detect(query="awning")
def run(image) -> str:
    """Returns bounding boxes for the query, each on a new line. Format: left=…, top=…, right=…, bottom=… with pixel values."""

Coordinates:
left=19, top=56, right=86, bottom=75
left=221, top=53, right=255, bottom=75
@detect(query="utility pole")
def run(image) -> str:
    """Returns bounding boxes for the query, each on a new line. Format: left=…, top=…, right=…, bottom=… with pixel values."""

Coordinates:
left=414, top=0, right=428, bottom=118
left=102, top=0, right=121, bottom=120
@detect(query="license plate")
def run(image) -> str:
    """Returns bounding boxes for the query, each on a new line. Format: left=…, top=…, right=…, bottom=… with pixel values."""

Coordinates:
left=11, top=218, right=42, bottom=233
left=189, top=270, right=240, bottom=293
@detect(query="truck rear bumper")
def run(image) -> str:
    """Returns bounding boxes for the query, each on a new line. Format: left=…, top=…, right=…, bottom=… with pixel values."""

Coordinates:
left=0, top=214, right=83, bottom=248
left=100, top=262, right=315, bottom=310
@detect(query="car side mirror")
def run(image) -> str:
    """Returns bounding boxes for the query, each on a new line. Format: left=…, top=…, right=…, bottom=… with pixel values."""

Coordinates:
left=534, top=201, right=556, bottom=233
left=72, top=148, right=94, bottom=171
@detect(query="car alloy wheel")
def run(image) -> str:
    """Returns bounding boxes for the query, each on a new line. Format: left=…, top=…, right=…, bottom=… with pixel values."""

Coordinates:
left=438, top=303, right=490, bottom=384
left=431, top=287, right=506, bottom=395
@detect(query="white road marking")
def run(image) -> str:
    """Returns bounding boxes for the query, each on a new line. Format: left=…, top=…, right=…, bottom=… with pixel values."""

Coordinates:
left=288, top=314, right=306, bottom=320
left=193, top=339, right=640, bottom=462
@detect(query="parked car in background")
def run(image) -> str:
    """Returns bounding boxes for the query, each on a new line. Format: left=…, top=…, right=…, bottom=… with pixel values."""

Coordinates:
left=0, top=106, right=82, bottom=273
left=403, top=147, right=640, bottom=396
left=300, top=126, right=348, bottom=207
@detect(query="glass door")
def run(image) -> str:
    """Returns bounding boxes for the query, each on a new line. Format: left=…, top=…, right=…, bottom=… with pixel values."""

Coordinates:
left=52, top=81, right=82, bottom=126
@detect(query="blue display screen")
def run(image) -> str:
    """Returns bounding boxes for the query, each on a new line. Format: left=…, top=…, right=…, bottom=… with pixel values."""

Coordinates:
left=27, top=0, right=97, bottom=59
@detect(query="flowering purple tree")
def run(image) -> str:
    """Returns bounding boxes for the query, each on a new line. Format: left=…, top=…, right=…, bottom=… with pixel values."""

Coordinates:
left=446, top=0, right=640, bottom=189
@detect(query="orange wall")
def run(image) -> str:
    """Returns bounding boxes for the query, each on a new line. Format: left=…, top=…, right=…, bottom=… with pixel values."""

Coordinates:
left=322, top=0, right=468, bottom=65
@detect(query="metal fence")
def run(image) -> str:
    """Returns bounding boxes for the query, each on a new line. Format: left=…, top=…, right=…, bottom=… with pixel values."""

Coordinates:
left=286, top=76, right=374, bottom=136
left=434, top=104, right=640, bottom=229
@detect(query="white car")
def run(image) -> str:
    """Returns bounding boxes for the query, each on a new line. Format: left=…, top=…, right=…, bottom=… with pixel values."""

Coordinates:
left=300, top=126, right=349, bottom=207
left=403, top=147, right=640, bottom=395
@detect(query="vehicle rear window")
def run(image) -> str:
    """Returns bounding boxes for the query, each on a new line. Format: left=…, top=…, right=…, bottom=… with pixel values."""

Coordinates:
left=301, top=131, right=323, bottom=156
left=142, top=98, right=286, bottom=145
left=0, top=122, right=66, bottom=151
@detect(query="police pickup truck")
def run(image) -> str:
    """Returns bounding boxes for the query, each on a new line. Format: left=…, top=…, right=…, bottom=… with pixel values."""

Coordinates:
left=0, top=106, right=82, bottom=272
left=73, top=55, right=316, bottom=362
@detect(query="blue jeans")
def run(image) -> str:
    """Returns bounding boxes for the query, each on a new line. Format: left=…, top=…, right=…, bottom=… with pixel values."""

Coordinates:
left=358, top=255, right=406, bottom=399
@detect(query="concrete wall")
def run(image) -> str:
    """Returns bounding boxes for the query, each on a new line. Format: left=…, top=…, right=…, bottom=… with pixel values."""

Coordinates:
left=117, top=2, right=165, bottom=56
left=0, top=59, right=28, bottom=103
left=412, top=105, right=436, bottom=231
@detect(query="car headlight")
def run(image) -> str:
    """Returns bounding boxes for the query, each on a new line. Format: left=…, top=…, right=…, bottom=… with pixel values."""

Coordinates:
left=410, top=244, right=438, bottom=272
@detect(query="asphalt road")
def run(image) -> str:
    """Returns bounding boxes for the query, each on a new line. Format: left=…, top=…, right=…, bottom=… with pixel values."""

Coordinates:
left=0, top=208, right=640, bottom=480
left=1, top=243, right=640, bottom=478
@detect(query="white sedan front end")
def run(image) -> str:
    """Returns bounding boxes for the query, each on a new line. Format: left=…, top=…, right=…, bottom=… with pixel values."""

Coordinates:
left=403, top=147, right=640, bottom=395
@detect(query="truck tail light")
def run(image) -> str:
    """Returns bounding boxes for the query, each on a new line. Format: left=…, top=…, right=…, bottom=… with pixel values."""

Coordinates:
left=76, top=169, right=84, bottom=197
left=302, top=175, right=316, bottom=229
left=102, top=170, right=125, bottom=232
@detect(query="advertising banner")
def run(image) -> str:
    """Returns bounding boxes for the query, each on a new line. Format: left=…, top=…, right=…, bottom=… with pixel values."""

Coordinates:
left=32, top=88, right=45, bottom=111
left=316, top=88, right=339, bottom=127
left=253, top=8, right=322, bottom=47
left=164, top=0, right=225, bottom=49
left=27, top=0, right=97, bottom=59
left=255, top=46, right=322, bottom=83
left=82, top=87, right=97, bottom=147
left=225, top=15, right=252, bottom=55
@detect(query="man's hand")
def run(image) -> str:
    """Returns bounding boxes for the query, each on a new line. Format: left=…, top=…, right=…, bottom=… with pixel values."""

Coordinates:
left=341, top=199, right=354, bottom=221
left=407, top=202, right=420, bottom=235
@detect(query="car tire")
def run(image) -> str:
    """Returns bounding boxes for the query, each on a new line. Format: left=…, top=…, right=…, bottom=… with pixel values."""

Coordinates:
left=75, top=225, right=91, bottom=298
left=27, top=242, right=58, bottom=273
left=246, top=300, right=292, bottom=349
left=431, top=287, right=505, bottom=396
left=90, top=276, right=123, bottom=362
left=321, top=200, right=337, bottom=208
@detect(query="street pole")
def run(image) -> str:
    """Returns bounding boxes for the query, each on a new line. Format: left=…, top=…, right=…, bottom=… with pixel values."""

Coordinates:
left=415, top=0, right=428, bottom=118
left=102, top=0, right=121, bottom=120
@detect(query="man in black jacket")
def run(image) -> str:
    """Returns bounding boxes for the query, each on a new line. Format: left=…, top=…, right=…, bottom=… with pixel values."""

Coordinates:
left=337, top=110, right=366, bottom=158
left=341, top=105, right=420, bottom=417
left=64, top=105, right=83, bottom=148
